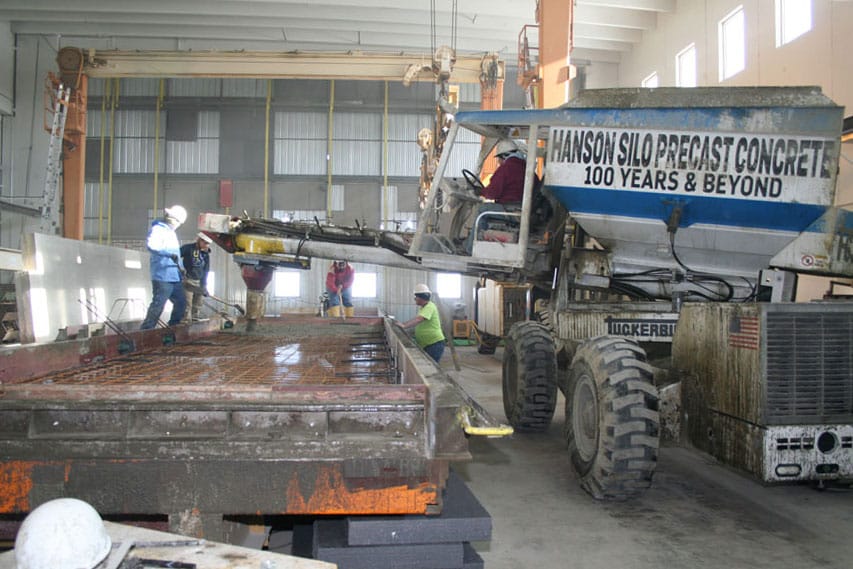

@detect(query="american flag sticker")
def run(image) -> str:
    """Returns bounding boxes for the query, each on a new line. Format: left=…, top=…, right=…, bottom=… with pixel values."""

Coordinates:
left=728, top=315, right=760, bottom=350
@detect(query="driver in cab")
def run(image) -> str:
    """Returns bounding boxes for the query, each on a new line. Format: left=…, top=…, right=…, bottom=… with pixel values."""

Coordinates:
left=481, top=139, right=526, bottom=204
left=463, top=139, right=530, bottom=253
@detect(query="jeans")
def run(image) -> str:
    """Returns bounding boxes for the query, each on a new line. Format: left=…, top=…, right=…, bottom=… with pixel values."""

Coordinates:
left=327, top=287, right=353, bottom=307
left=141, top=280, right=187, bottom=329
left=423, top=340, right=445, bottom=363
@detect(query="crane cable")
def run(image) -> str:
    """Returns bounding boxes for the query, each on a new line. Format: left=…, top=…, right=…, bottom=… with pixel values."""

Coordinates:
left=430, top=0, right=435, bottom=57
left=430, top=0, right=459, bottom=54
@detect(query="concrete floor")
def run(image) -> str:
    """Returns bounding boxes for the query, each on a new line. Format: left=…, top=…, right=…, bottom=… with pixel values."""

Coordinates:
left=445, top=345, right=853, bottom=569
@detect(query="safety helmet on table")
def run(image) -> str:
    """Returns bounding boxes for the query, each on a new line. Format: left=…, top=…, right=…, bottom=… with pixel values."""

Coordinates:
left=15, top=498, right=111, bottom=569
left=164, top=205, right=188, bottom=225
left=495, top=139, right=519, bottom=158
left=414, top=283, right=431, bottom=295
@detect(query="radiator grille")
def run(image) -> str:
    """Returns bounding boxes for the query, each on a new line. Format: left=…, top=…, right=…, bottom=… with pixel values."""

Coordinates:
left=765, top=311, right=853, bottom=423
left=774, top=436, right=814, bottom=450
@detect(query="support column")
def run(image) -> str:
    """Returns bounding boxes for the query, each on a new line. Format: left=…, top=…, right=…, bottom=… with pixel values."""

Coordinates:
left=479, top=57, right=504, bottom=179
left=538, top=0, right=573, bottom=109
left=57, top=48, right=89, bottom=240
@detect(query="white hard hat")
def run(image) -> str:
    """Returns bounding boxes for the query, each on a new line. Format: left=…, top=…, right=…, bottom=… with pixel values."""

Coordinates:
left=15, top=498, right=111, bottom=569
left=414, top=283, right=431, bottom=295
left=164, top=205, right=188, bottom=225
left=495, top=139, right=519, bottom=157
left=197, top=232, right=213, bottom=244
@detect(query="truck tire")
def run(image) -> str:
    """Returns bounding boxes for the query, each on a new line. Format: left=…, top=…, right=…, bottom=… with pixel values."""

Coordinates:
left=566, top=336, right=659, bottom=500
left=502, top=321, right=558, bottom=431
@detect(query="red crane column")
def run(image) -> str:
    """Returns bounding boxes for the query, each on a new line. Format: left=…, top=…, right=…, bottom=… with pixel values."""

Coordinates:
left=57, top=47, right=88, bottom=240
left=537, top=0, right=573, bottom=109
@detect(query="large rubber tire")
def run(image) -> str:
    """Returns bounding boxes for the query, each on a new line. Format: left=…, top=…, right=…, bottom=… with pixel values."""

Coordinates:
left=502, top=321, right=558, bottom=432
left=566, top=336, right=659, bottom=500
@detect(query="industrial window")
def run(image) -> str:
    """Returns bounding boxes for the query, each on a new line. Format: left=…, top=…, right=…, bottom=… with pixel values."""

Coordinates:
left=273, top=270, right=301, bottom=298
left=775, top=0, right=812, bottom=47
left=352, top=272, right=377, bottom=298
left=435, top=273, right=462, bottom=299
left=641, top=72, right=659, bottom=88
left=676, top=44, right=697, bottom=87
left=719, top=6, right=746, bottom=81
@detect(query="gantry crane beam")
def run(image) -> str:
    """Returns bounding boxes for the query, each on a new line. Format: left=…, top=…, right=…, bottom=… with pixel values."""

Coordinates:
left=54, top=47, right=504, bottom=240
left=80, top=49, right=503, bottom=84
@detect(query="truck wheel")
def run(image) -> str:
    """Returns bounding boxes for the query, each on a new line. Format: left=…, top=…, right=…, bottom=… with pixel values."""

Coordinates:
left=502, top=321, right=558, bottom=432
left=566, top=336, right=659, bottom=500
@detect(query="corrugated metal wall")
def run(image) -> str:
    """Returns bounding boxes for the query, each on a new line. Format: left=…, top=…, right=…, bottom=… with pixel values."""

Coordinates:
left=387, top=113, right=432, bottom=177
left=83, top=182, right=105, bottom=241
left=91, top=78, right=265, bottom=98
left=221, top=79, right=268, bottom=98
left=111, top=110, right=164, bottom=174
left=166, top=111, right=220, bottom=174
left=169, top=78, right=221, bottom=97
left=332, top=112, right=382, bottom=176
left=446, top=126, right=482, bottom=177
left=274, top=111, right=328, bottom=175
left=87, top=110, right=220, bottom=174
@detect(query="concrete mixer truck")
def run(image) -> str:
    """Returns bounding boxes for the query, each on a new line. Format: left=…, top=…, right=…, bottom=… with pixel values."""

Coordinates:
left=200, top=86, right=853, bottom=500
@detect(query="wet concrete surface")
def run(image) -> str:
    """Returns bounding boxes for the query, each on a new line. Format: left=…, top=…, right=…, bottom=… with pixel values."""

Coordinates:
left=446, top=345, right=853, bottom=569
left=8, top=319, right=394, bottom=391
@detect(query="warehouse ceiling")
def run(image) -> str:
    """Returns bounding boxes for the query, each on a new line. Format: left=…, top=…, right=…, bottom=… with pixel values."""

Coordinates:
left=0, top=0, right=674, bottom=68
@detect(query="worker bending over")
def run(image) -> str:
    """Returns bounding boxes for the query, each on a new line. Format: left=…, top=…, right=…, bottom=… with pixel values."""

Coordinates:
left=326, top=260, right=355, bottom=318
left=397, top=284, right=446, bottom=363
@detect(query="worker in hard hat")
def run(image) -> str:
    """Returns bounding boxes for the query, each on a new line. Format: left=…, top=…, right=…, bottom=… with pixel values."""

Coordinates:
left=140, top=205, right=187, bottom=330
left=481, top=139, right=526, bottom=204
left=180, top=232, right=213, bottom=323
left=465, top=139, right=534, bottom=254
left=397, top=284, right=446, bottom=362
left=325, top=260, right=355, bottom=318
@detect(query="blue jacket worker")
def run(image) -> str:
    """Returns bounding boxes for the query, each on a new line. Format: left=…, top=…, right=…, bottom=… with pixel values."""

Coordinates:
left=140, top=205, right=188, bottom=329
